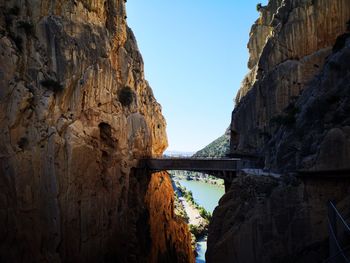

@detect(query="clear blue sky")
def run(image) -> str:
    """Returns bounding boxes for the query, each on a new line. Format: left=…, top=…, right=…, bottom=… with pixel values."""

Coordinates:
left=127, top=1, right=268, bottom=152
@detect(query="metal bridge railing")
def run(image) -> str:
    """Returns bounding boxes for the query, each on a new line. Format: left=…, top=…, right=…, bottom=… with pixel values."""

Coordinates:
left=161, top=155, right=239, bottom=160
left=324, top=201, right=350, bottom=263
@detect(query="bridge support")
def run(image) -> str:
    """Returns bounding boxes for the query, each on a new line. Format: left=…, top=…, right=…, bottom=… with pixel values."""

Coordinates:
left=222, top=171, right=236, bottom=192
left=224, top=179, right=232, bottom=192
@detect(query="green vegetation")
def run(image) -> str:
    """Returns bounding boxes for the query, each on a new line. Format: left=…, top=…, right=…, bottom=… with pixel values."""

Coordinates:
left=173, top=193, right=189, bottom=222
left=256, top=3, right=263, bottom=11
left=118, top=86, right=135, bottom=106
left=189, top=224, right=206, bottom=239
left=193, top=130, right=230, bottom=157
left=198, top=206, right=212, bottom=221
left=176, top=184, right=212, bottom=222
left=169, top=170, right=224, bottom=187
left=168, top=130, right=229, bottom=187
left=40, top=78, right=63, bottom=92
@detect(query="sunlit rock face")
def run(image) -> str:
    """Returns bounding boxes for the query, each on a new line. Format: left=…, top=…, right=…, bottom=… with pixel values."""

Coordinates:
left=231, top=0, right=350, bottom=171
left=145, top=172, right=195, bottom=263
left=0, top=1, right=193, bottom=262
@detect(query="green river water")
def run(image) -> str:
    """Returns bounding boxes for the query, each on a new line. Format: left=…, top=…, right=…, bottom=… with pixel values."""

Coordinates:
left=178, top=179, right=225, bottom=263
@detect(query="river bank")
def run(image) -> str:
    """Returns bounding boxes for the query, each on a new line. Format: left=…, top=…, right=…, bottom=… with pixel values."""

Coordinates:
left=170, top=170, right=224, bottom=187
left=171, top=173, right=225, bottom=262
left=172, top=180, right=209, bottom=252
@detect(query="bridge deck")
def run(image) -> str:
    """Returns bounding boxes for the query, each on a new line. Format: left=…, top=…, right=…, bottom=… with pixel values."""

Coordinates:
left=137, top=158, right=240, bottom=172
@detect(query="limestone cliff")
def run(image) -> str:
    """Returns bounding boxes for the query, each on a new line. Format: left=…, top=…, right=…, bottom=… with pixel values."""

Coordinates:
left=0, top=0, right=193, bottom=262
left=145, top=172, right=194, bottom=263
left=207, top=173, right=350, bottom=263
left=207, top=0, right=350, bottom=262
left=231, top=0, right=350, bottom=171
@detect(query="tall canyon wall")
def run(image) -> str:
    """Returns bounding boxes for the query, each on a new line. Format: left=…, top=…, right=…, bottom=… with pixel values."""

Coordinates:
left=0, top=0, right=194, bottom=262
left=231, top=0, right=350, bottom=171
left=208, top=0, right=350, bottom=262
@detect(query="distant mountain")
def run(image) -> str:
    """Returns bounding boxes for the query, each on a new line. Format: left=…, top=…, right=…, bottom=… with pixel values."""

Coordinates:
left=164, top=150, right=195, bottom=157
left=193, top=128, right=230, bottom=157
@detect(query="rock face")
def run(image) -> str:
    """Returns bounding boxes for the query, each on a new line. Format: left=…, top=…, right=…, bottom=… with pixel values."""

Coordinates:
left=207, top=173, right=350, bottom=263
left=145, top=172, right=194, bottom=263
left=230, top=0, right=350, bottom=171
left=0, top=1, right=193, bottom=262
left=208, top=0, right=350, bottom=262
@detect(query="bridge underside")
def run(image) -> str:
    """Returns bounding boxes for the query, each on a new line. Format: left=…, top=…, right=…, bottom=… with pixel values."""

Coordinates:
left=137, top=158, right=239, bottom=191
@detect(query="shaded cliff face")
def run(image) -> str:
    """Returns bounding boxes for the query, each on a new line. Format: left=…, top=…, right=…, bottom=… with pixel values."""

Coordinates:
left=0, top=0, right=193, bottom=262
left=231, top=0, right=350, bottom=171
left=207, top=174, right=350, bottom=263
left=207, top=0, right=350, bottom=262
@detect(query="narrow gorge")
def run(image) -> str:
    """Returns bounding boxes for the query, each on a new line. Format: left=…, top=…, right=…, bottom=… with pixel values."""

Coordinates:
left=1, top=0, right=350, bottom=263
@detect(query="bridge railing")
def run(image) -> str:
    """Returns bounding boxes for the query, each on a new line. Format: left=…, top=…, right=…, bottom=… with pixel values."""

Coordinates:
left=161, top=155, right=240, bottom=160
left=325, top=201, right=350, bottom=263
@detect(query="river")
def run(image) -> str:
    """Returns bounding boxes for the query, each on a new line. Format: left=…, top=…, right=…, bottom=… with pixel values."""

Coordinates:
left=178, top=179, right=225, bottom=263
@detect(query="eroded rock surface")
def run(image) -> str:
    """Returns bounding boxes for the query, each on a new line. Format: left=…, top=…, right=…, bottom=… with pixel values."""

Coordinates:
left=231, top=0, right=350, bottom=171
left=207, top=173, right=350, bottom=263
left=145, top=172, right=195, bottom=263
left=0, top=1, right=193, bottom=262
left=208, top=0, right=350, bottom=262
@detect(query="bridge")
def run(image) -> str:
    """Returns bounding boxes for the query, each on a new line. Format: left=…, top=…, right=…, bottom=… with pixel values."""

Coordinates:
left=137, top=157, right=244, bottom=191
left=136, top=157, right=350, bottom=191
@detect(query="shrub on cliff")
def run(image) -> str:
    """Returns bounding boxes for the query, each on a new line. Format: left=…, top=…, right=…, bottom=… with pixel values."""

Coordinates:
left=40, top=78, right=63, bottom=92
left=17, top=20, right=34, bottom=36
left=118, top=86, right=135, bottom=107
left=184, top=190, right=195, bottom=203
left=198, top=207, right=212, bottom=221
left=256, top=3, right=262, bottom=12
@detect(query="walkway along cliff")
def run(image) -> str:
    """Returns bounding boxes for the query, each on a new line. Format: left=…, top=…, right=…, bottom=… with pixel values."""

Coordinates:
left=207, top=0, right=350, bottom=262
left=0, top=1, right=194, bottom=262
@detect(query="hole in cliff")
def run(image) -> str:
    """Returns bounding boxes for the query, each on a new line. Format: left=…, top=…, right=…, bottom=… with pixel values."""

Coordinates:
left=157, top=124, right=161, bottom=129
left=17, top=20, right=35, bottom=36
left=17, top=137, right=28, bottom=150
left=118, top=86, right=135, bottom=107
left=101, top=150, right=109, bottom=160
left=98, top=103, right=102, bottom=107
left=99, top=122, right=115, bottom=148
left=313, top=64, right=319, bottom=68
left=40, top=78, right=63, bottom=92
